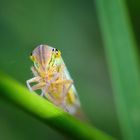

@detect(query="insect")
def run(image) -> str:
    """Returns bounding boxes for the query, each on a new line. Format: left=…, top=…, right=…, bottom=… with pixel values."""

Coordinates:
left=26, top=44, right=81, bottom=115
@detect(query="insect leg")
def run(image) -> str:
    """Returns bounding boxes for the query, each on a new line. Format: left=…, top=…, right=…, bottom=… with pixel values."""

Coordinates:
left=26, top=76, right=41, bottom=92
left=53, top=64, right=73, bottom=97
left=42, top=90, right=59, bottom=105
left=42, top=72, right=60, bottom=97
left=42, top=72, right=67, bottom=106
left=31, top=82, right=46, bottom=91
left=54, top=79, right=73, bottom=97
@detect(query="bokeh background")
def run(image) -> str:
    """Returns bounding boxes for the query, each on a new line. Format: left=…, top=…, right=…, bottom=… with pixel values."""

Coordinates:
left=0, top=0, right=139, bottom=140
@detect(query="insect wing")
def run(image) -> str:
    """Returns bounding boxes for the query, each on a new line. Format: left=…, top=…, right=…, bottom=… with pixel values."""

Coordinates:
left=61, top=58, right=81, bottom=114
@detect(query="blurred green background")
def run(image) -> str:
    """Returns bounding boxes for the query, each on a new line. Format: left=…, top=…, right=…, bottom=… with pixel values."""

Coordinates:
left=0, top=0, right=139, bottom=140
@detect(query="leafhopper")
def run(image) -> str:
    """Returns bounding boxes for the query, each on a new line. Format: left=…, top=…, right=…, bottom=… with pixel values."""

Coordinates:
left=26, top=44, right=81, bottom=115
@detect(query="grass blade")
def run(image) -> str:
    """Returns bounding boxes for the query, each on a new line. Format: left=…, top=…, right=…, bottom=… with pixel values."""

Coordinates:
left=95, top=0, right=140, bottom=140
left=0, top=72, right=114, bottom=140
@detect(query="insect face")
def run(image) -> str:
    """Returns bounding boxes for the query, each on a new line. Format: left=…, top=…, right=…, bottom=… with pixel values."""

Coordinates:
left=30, top=45, right=62, bottom=74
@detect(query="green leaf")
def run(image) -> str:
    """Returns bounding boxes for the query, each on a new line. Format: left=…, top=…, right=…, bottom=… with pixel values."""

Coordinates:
left=95, top=0, right=140, bottom=140
left=0, top=72, right=114, bottom=140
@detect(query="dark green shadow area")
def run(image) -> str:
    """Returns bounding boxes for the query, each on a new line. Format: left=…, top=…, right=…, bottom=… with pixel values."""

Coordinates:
left=0, top=72, right=115, bottom=140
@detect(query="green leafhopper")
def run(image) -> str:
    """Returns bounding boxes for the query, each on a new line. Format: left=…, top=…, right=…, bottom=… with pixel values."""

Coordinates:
left=26, top=44, right=81, bottom=115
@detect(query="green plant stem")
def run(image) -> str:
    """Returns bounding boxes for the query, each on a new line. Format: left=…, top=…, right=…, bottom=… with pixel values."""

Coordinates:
left=0, top=72, right=114, bottom=140
left=95, top=0, right=140, bottom=140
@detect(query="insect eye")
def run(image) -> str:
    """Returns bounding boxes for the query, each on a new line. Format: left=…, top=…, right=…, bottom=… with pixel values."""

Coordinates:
left=55, top=48, right=59, bottom=55
left=30, top=52, right=32, bottom=56
left=55, top=49, right=61, bottom=57
left=52, top=48, right=55, bottom=52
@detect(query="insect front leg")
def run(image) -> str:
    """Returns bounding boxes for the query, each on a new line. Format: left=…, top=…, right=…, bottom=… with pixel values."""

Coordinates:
left=26, top=76, right=41, bottom=92
left=42, top=72, right=60, bottom=97
left=43, top=72, right=70, bottom=106
left=32, top=82, right=46, bottom=91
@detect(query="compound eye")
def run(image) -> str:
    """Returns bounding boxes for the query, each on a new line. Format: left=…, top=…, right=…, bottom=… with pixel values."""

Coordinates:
left=52, top=48, right=55, bottom=52
left=55, top=49, right=59, bottom=55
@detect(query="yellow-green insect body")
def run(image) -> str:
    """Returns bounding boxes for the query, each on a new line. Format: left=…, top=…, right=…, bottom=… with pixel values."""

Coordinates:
left=27, top=44, right=80, bottom=114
